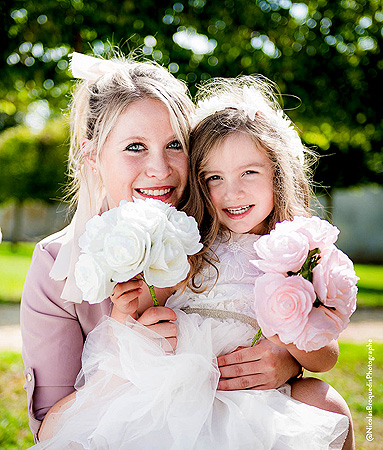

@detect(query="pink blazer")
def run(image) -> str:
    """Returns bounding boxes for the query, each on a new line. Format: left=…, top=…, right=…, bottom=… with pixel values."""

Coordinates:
left=20, top=228, right=112, bottom=442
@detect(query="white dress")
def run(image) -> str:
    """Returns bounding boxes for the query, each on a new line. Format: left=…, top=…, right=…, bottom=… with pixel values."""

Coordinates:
left=32, top=233, right=348, bottom=449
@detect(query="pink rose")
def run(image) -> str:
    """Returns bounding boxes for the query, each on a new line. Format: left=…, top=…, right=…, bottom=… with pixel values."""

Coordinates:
left=295, top=306, right=345, bottom=352
left=274, top=216, right=340, bottom=250
left=313, top=245, right=358, bottom=319
left=252, top=231, right=310, bottom=274
left=254, top=273, right=315, bottom=344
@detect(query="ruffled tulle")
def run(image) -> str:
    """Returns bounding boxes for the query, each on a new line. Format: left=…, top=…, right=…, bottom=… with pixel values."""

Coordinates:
left=31, top=311, right=348, bottom=450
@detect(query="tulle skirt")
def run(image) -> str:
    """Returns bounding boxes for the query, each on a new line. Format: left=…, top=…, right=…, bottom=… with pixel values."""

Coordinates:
left=30, top=311, right=348, bottom=449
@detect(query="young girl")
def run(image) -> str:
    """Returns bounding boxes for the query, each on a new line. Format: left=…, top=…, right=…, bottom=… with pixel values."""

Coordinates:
left=31, top=76, right=353, bottom=449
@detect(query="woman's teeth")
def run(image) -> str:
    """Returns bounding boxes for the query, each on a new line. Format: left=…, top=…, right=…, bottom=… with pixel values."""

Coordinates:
left=137, top=188, right=172, bottom=197
left=226, top=206, right=251, bottom=215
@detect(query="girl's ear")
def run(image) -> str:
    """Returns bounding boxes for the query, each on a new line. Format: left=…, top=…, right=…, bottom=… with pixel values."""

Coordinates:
left=81, top=138, right=97, bottom=171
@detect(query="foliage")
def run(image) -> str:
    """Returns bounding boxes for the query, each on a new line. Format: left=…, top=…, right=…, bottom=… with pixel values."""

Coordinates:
left=0, top=0, right=382, bottom=195
left=0, top=117, right=68, bottom=204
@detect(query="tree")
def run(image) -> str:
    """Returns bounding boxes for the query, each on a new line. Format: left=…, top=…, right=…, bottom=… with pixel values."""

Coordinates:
left=0, top=117, right=68, bottom=242
left=1, top=0, right=382, bottom=200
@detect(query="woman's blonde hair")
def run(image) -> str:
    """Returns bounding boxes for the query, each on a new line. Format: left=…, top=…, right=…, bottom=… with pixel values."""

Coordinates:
left=66, top=53, right=194, bottom=211
left=184, top=75, right=317, bottom=291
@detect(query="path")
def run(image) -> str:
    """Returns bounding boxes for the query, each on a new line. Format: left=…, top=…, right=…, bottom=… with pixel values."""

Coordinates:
left=0, top=304, right=382, bottom=351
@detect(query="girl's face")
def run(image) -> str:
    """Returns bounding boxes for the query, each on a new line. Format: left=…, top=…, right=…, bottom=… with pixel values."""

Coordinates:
left=87, top=98, right=189, bottom=208
left=204, top=132, right=274, bottom=235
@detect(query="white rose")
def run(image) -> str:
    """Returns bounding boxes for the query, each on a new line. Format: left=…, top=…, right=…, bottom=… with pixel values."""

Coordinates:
left=103, top=222, right=152, bottom=282
left=75, top=253, right=114, bottom=304
left=78, top=214, right=109, bottom=253
left=312, top=245, right=358, bottom=319
left=252, top=230, right=310, bottom=274
left=167, top=209, right=203, bottom=255
left=144, top=231, right=190, bottom=288
left=119, top=199, right=168, bottom=237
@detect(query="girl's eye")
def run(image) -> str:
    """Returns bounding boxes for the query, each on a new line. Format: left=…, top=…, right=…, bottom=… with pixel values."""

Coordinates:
left=206, top=175, right=222, bottom=183
left=124, top=143, right=146, bottom=152
left=167, top=140, right=183, bottom=150
left=243, top=170, right=258, bottom=176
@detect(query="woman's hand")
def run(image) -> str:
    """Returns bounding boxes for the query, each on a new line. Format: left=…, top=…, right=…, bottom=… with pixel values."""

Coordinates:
left=217, top=339, right=301, bottom=391
left=137, top=306, right=178, bottom=350
left=110, top=278, right=143, bottom=323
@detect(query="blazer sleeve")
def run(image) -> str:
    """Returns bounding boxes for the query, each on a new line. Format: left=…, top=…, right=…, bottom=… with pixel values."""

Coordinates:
left=20, top=241, right=85, bottom=442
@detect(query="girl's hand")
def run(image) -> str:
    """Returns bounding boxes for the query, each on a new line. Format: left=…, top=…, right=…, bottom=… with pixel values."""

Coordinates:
left=137, top=306, right=178, bottom=350
left=110, top=278, right=143, bottom=322
left=217, top=339, right=301, bottom=391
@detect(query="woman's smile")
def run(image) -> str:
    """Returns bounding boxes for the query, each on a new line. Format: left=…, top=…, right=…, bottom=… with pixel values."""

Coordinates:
left=135, top=186, right=175, bottom=201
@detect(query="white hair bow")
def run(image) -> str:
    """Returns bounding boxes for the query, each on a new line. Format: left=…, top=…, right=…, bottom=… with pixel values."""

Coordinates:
left=70, top=52, right=119, bottom=82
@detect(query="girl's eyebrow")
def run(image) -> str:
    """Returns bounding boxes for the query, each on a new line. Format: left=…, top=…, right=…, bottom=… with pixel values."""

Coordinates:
left=204, top=161, right=268, bottom=175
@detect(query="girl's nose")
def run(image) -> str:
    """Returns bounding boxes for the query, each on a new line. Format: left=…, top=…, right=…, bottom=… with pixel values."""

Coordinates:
left=146, top=152, right=172, bottom=180
left=224, top=179, right=245, bottom=202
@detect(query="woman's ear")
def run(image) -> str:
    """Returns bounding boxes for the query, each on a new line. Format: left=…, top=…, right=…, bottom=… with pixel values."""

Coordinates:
left=81, top=138, right=97, bottom=172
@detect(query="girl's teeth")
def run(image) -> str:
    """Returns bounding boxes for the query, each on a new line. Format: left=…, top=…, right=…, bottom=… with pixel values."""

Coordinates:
left=227, top=206, right=251, bottom=215
left=138, top=188, right=172, bottom=196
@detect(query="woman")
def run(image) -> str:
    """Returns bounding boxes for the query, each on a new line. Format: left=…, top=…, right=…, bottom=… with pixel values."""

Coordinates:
left=21, top=52, right=302, bottom=442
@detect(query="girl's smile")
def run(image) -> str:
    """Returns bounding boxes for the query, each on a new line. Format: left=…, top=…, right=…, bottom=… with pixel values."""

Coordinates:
left=204, top=132, right=274, bottom=235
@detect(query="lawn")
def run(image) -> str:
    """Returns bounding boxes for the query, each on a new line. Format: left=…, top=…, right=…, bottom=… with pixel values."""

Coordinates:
left=1, top=242, right=383, bottom=307
left=0, top=242, right=35, bottom=303
left=1, top=343, right=382, bottom=449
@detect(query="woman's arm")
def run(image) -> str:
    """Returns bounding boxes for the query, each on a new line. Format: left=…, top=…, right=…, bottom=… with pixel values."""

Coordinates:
left=21, top=240, right=90, bottom=442
left=217, top=339, right=302, bottom=391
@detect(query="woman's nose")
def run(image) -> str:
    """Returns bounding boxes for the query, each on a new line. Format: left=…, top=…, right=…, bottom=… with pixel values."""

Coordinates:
left=145, top=152, right=172, bottom=180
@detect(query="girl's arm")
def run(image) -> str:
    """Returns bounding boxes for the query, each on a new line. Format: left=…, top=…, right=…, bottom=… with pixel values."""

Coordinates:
left=268, top=334, right=339, bottom=373
left=110, top=280, right=178, bottom=350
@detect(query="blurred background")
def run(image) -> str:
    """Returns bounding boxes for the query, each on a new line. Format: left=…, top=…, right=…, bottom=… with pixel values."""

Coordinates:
left=0, top=0, right=382, bottom=259
left=0, top=1, right=382, bottom=449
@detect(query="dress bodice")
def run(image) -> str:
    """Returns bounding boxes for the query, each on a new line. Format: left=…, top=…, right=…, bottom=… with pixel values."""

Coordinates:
left=167, top=233, right=264, bottom=320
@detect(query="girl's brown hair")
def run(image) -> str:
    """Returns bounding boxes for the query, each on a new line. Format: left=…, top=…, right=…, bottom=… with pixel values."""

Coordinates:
left=183, top=76, right=317, bottom=292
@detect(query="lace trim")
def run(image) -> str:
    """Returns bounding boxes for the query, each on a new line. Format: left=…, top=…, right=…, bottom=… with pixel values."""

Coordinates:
left=181, top=307, right=260, bottom=331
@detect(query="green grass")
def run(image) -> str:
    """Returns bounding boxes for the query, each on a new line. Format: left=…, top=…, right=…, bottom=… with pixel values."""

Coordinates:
left=0, top=242, right=35, bottom=303
left=0, top=352, right=34, bottom=449
left=355, top=264, right=383, bottom=308
left=307, top=342, right=383, bottom=450
left=1, top=344, right=381, bottom=449
left=0, top=242, right=383, bottom=307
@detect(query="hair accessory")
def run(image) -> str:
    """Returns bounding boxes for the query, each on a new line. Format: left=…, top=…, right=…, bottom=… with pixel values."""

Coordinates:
left=70, top=52, right=119, bottom=82
left=191, top=86, right=269, bottom=128
left=192, top=85, right=305, bottom=164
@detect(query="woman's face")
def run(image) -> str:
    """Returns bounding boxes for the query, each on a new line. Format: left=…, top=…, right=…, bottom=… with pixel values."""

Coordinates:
left=90, top=98, right=189, bottom=208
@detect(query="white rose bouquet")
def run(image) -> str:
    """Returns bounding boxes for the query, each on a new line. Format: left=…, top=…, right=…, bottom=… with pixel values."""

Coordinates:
left=251, top=216, right=358, bottom=351
left=75, top=198, right=203, bottom=305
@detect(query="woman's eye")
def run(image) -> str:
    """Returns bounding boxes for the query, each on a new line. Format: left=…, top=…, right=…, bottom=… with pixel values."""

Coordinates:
left=124, top=143, right=146, bottom=152
left=167, top=140, right=183, bottom=150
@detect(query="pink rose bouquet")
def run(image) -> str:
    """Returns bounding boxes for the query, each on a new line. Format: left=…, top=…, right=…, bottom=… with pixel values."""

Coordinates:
left=251, top=216, right=358, bottom=352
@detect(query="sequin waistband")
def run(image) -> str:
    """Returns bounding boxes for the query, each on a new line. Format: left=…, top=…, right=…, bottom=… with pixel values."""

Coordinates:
left=181, top=306, right=260, bottom=331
